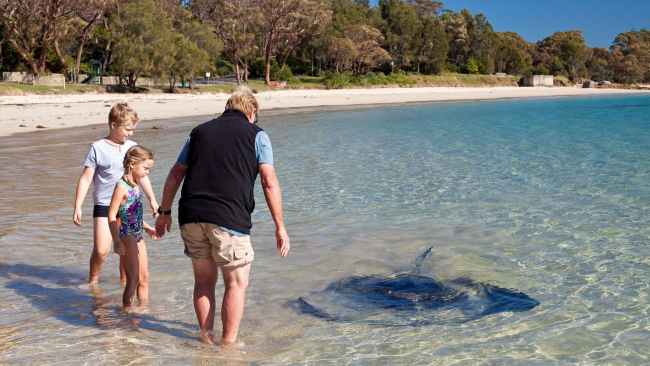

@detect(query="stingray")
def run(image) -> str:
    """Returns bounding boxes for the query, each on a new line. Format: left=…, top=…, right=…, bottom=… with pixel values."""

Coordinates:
left=288, top=247, right=539, bottom=326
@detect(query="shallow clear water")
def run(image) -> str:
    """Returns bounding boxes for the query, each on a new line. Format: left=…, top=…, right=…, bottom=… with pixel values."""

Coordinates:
left=1, top=94, right=649, bottom=365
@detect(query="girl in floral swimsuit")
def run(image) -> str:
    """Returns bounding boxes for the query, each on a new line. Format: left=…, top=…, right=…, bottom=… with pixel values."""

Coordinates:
left=108, top=145, right=157, bottom=309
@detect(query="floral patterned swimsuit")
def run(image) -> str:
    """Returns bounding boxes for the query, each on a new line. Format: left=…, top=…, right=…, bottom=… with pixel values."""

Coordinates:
left=118, top=177, right=143, bottom=242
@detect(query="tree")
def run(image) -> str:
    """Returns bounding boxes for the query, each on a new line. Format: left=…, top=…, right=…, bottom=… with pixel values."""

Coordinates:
left=535, top=31, right=588, bottom=81
left=0, top=0, right=77, bottom=76
left=410, top=1, right=446, bottom=74
left=70, top=0, right=113, bottom=82
left=348, top=24, right=391, bottom=74
left=256, top=0, right=332, bottom=85
left=466, top=12, right=496, bottom=74
left=586, top=48, right=613, bottom=81
left=379, top=0, right=418, bottom=70
left=191, top=0, right=256, bottom=83
left=494, top=32, right=532, bottom=75
left=441, top=10, right=470, bottom=68
left=611, top=29, right=650, bottom=83
left=167, top=8, right=221, bottom=90
left=109, top=0, right=175, bottom=88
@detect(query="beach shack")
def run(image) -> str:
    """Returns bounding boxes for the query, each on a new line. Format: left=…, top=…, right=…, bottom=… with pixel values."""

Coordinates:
left=522, top=75, right=554, bottom=87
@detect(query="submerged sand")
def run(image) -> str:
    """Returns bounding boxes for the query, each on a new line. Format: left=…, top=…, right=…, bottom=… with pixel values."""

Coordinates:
left=1, top=86, right=648, bottom=137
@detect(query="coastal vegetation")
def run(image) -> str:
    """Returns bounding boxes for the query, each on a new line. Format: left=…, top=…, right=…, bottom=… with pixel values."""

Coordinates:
left=0, top=0, right=649, bottom=91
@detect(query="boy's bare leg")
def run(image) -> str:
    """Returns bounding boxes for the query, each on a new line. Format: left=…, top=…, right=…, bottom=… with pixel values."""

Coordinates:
left=221, top=263, right=251, bottom=345
left=90, top=217, right=112, bottom=284
left=192, top=258, right=219, bottom=345
left=122, top=237, right=140, bottom=309
left=136, top=240, right=149, bottom=305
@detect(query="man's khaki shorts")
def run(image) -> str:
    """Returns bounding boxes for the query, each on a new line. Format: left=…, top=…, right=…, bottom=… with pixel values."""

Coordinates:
left=180, top=223, right=254, bottom=268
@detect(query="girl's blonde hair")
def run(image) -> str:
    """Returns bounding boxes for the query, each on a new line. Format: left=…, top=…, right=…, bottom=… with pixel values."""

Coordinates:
left=109, top=102, right=139, bottom=128
left=123, top=145, right=154, bottom=173
left=225, top=86, right=259, bottom=117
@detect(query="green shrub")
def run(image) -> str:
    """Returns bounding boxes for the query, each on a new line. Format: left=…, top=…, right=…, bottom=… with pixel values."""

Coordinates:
left=323, top=72, right=353, bottom=89
left=465, top=58, right=480, bottom=74
left=386, top=71, right=416, bottom=86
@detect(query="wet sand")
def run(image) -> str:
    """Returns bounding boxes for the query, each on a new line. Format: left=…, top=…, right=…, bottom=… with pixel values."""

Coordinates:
left=1, top=86, right=648, bottom=136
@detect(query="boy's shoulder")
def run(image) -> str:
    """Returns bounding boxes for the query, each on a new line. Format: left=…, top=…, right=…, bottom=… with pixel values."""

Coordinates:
left=89, top=139, right=138, bottom=149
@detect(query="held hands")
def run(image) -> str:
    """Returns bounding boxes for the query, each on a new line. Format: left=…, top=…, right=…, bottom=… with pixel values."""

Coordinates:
left=73, top=207, right=82, bottom=226
left=144, top=225, right=160, bottom=240
left=155, top=214, right=172, bottom=238
left=276, top=227, right=290, bottom=257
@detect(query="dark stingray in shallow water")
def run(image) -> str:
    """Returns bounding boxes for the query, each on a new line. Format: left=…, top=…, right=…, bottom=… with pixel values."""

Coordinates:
left=289, top=247, right=539, bottom=326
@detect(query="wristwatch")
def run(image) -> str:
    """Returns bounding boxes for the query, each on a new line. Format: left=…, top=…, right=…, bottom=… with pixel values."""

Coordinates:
left=157, top=207, right=172, bottom=215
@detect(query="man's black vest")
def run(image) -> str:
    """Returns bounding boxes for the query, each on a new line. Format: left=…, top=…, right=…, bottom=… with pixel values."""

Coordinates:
left=178, top=109, right=262, bottom=234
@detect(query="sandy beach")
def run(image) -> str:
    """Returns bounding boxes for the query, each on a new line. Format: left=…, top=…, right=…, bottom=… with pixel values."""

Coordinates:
left=0, top=86, right=648, bottom=137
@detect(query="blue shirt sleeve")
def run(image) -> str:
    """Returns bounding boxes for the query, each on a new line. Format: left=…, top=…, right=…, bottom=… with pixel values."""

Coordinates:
left=255, top=131, right=274, bottom=166
left=176, top=138, right=190, bottom=166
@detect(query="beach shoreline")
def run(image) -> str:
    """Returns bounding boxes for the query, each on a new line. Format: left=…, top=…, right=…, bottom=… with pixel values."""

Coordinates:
left=1, top=86, right=648, bottom=137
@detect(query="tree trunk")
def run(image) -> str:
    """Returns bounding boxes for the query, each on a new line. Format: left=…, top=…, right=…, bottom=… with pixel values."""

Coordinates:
left=74, top=13, right=101, bottom=83
left=54, top=40, right=68, bottom=76
left=235, top=62, right=241, bottom=84
left=264, top=31, right=274, bottom=85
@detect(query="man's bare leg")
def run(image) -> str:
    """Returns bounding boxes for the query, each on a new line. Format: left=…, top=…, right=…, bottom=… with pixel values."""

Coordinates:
left=89, top=217, right=112, bottom=284
left=221, top=263, right=251, bottom=345
left=192, top=258, right=218, bottom=344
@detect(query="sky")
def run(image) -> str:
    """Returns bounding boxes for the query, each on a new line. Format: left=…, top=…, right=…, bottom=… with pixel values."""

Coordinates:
left=372, top=0, right=650, bottom=48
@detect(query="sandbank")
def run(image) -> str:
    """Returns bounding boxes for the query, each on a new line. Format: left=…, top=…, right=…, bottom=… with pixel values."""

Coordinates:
left=0, top=86, right=648, bottom=137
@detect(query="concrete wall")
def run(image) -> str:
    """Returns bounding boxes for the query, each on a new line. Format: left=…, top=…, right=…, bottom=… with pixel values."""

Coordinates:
left=523, top=75, right=554, bottom=87
left=2, top=72, right=66, bottom=87
left=99, top=76, right=156, bottom=87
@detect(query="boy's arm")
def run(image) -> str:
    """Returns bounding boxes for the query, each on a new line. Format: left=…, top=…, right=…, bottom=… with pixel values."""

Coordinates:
left=155, top=163, right=187, bottom=237
left=139, top=175, right=159, bottom=217
left=73, top=167, right=95, bottom=226
left=259, top=164, right=290, bottom=257
left=108, top=185, right=126, bottom=246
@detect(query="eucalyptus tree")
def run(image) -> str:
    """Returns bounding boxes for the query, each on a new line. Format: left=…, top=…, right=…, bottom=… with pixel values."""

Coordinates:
left=109, top=0, right=176, bottom=88
left=535, top=31, right=588, bottom=81
left=611, top=29, right=650, bottom=83
left=256, top=0, right=332, bottom=84
left=191, top=0, right=257, bottom=83
left=494, top=32, right=532, bottom=75
left=0, top=0, right=78, bottom=76
left=379, top=0, right=418, bottom=70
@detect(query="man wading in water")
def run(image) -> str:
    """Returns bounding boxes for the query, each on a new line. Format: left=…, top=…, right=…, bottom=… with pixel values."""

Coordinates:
left=155, top=86, right=290, bottom=346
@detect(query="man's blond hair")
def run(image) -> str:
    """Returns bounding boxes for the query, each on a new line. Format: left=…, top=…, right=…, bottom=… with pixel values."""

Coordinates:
left=225, top=86, right=258, bottom=117
left=108, top=102, right=139, bottom=128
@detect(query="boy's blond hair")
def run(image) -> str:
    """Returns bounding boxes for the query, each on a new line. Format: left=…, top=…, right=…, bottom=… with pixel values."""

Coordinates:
left=123, top=145, right=154, bottom=173
left=108, top=102, right=139, bottom=128
left=225, top=86, right=258, bottom=117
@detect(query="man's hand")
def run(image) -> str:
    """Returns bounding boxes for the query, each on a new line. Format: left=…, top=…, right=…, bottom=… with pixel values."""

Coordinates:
left=73, top=207, right=82, bottom=226
left=155, top=215, right=172, bottom=238
left=276, top=227, right=290, bottom=257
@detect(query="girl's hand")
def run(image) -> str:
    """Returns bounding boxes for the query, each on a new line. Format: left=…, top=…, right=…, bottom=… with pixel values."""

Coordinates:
left=151, top=202, right=160, bottom=219
left=73, top=207, right=82, bottom=226
left=145, top=226, right=159, bottom=240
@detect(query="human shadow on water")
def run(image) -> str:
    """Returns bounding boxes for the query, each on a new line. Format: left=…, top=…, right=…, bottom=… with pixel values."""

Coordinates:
left=288, top=247, right=540, bottom=326
left=0, top=262, right=86, bottom=286
left=2, top=262, right=195, bottom=341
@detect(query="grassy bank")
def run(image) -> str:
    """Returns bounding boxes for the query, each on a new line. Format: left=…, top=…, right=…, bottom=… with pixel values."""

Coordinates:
left=1, top=73, right=520, bottom=95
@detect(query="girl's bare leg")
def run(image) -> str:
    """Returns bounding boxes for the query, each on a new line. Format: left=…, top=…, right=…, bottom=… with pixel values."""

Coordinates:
left=90, top=217, right=112, bottom=284
left=119, top=255, right=127, bottom=287
left=122, top=236, right=140, bottom=309
left=136, top=240, right=149, bottom=305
